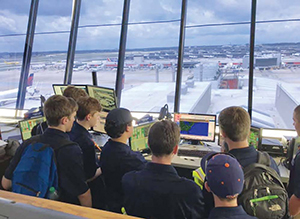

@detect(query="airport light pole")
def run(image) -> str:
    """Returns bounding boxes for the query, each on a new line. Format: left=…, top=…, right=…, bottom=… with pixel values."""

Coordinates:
left=174, top=0, right=188, bottom=113
left=115, top=0, right=131, bottom=107
left=64, top=0, right=81, bottom=85
left=248, top=0, right=257, bottom=119
left=16, top=0, right=39, bottom=110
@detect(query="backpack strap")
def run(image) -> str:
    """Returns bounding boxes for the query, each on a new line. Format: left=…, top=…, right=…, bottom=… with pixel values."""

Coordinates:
left=243, top=153, right=285, bottom=189
left=257, top=151, right=271, bottom=166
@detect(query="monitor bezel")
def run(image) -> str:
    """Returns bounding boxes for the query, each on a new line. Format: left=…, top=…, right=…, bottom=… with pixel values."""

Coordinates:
left=174, top=113, right=217, bottom=142
left=18, top=116, right=46, bottom=141
left=86, top=85, right=118, bottom=112
left=52, top=84, right=88, bottom=95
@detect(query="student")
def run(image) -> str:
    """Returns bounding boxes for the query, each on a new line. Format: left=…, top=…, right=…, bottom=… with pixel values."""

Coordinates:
left=31, top=85, right=88, bottom=136
left=205, top=154, right=257, bottom=219
left=68, top=96, right=104, bottom=209
left=203, top=106, right=280, bottom=216
left=122, top=120, right=205, bottom=219
left=218, top=106, right=279, bottom=172
left=62, top=85, right=88, bottom=101
left=288, top=105, right=300, bottom=217
left=2, top=95, right=92, bottom=207
left=99, top=108, right=147, bottom=213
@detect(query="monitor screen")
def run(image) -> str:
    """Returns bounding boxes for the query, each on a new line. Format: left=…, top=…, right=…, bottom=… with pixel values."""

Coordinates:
left=92, top=111, right=108, bottom=134
left=87, top=85, right=117, bottom=112
left=52, top=84, right=88, bottom=95
left=218, top=126, right=262, bottom=149
left=174, top=113, right=216, bottom=142
left=19, top=117, right=46, bottom=141
left=249, top=126, right=262, bottom=149
left=130, top=121, right=155, bottom=151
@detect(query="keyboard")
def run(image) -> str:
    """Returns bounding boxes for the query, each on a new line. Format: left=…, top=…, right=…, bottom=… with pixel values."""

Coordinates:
left=177, top=149, right=211, bottom=158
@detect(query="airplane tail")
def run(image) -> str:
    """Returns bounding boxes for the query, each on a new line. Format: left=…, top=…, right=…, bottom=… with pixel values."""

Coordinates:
left=27, top=73, right=34, bottom=86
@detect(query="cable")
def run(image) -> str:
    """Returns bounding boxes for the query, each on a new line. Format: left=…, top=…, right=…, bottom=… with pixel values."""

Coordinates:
left=185, top=18, right=300, bottom=28
left=1, top=18, right=299, bottom=38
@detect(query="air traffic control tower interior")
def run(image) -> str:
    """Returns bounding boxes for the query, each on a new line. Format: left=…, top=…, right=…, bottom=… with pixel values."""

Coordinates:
left=0, top=0, right=299, bottom=218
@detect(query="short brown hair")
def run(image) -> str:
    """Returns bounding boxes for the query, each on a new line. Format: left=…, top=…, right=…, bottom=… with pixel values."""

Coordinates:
left=148, top=120, right=180, bottom=157
left=294, top=105, right=300, bottom=122
left=44, top=95, right=78, bottom=126
left=219, top=106, right=250, bottom=142
left=76, top=96, right=102, bottom=121
left=63, top=86, right=88, bottom=102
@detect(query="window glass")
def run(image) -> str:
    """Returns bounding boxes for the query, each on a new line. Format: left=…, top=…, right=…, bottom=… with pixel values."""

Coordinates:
left=0, top=1, right=30, bottom=108
left=73, top=0, right=124, bottom=89
left=120, top=0, right=182, bottom=112
left=253, top=0, right=300, bottom=129
left=180, top=0, right=251, bottom=119
left=25, top=0, right=73, bottom=109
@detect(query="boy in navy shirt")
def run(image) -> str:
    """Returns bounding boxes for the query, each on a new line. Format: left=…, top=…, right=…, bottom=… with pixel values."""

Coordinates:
left=122, top=120, right=205, bottom=219
left=68, top=96, right=103, bottom=209
left=2, top=95, right=92, bottom=207
left=205, top=154, right=257, bottom=219
left=99, top=108, right=147, bottom=213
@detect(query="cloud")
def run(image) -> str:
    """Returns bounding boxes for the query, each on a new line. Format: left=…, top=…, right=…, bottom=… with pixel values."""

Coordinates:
left=0, top=0, right=299, bottom=52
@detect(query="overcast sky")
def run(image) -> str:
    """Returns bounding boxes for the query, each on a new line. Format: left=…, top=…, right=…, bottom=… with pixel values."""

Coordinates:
left=0, top=0, right=299, bottom=52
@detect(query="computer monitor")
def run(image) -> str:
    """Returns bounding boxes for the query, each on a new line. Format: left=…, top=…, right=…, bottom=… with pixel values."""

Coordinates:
left=218, top=126, right=262, bottom=150
left=86, top=85, right=117, bottom=112
left=249, top=126, right=262, bottom=149
left=92, top=111, right=108, bottom=134
left=19, top=117, right=46, bottom=141
left=130, top=121, right=155, bottom=152
left=174, top=113, right=216, bottom=143
left=52, top=84, right=88, bottom=95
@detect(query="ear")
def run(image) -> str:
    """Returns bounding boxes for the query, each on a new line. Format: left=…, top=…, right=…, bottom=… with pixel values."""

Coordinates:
left=221, top=130, right=227, bottom=138
left=204, top=181, right=211, bottom=193
left=125, top=124, right=131, bottom=132
left=86, top=114, right=92, bottom=121
left=61, top=116, right=68, bottom=125
left=173, top=145, right=178, bottom=155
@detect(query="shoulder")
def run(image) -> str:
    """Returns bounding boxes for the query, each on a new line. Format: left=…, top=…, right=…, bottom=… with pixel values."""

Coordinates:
left=122, top=170, right=140, bottom=185
left=180, top=177, right=202, bottom=193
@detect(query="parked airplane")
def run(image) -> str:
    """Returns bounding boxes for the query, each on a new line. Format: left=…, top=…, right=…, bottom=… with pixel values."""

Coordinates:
left=4, top=60, right=20, bottom=65
left=0, top=73, right=39, bottom=106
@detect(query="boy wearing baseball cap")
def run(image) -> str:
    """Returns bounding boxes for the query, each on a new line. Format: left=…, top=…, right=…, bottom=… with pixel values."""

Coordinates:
left=205, top=154, right=257, bottom=219
left=99, top=108, right=147, bottom=213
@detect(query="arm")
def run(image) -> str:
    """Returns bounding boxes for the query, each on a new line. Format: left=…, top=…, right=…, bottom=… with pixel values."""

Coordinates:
left=86, top=167, right=102, bottom=183
left=78, top=188, right=92, bottom=207
left=290, top=155, right=300, bottom=216
left=289, top=195, right=300, bottom=216
left=1, top=176, right=12, bottom=190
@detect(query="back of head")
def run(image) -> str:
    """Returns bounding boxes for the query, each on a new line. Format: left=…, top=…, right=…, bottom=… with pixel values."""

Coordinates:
left=148, top=120, right=180, bottom=157
left=294, top=105, right=300, bottom=122
left=105, top=108, right=133, bottom=138
left=63, top=85, right=88, bottom=102
left=76, top=96, right=102, bottom=121
left=206, top=154, right=244, bottom=199
left=219, top=106, right=250, bottom=142
left=44, top=95, right=78, bottom=126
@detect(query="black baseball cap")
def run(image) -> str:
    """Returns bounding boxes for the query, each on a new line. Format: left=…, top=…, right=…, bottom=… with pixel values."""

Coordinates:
left=105, top=108, right=133, bottom=126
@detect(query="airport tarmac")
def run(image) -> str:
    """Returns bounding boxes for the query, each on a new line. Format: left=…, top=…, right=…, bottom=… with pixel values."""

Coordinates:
left=1, top=57, right=300, bottom=129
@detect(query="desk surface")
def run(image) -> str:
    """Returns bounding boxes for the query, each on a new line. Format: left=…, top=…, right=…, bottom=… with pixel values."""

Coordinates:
left=145, top=144, right=290, bottom=183
left=0, top=190, right=139, bottom=219
left=145, top=143, right=220, bottom=169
